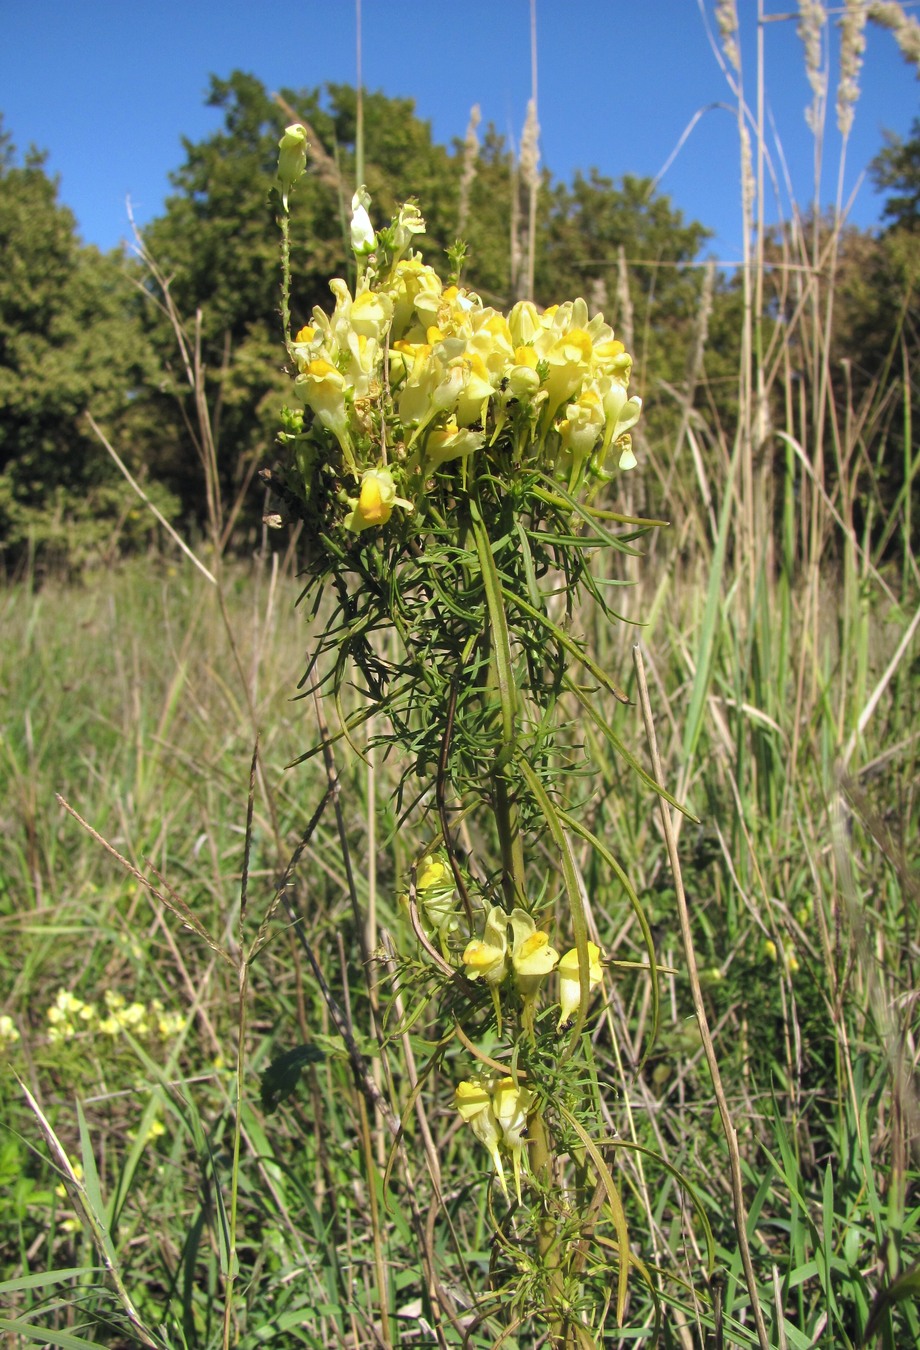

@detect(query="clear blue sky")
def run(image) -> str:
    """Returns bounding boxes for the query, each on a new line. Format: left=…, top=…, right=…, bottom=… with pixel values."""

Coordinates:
left=2, top=0, right=917, bottom=263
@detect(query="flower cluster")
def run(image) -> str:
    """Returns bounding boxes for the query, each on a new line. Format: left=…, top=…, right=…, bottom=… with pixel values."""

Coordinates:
left=461, top=907, right=604, bottom=1031
left=454, top=1075, right=536, bottom=1203
left=278, top=176, right=642, bottom=538
left=45, top=988, right=186, bottom=1043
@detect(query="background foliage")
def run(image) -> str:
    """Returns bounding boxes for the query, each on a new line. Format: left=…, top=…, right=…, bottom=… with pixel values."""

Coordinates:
left=4, top=73, right=915, bottom=573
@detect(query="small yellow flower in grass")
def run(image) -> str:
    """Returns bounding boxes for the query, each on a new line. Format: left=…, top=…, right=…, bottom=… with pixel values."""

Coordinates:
left=454, top=1079, right=507, bottom=1197
left=410, top=851, right=461, bottom=947
left=492, top=1077, right=536, bottom=1204
left=557, top=942, right=604, bottom=1029
left=509, top=909, right=559, bottom=1000
left=55, top=1161, right=84, bottom=1199
left=462, top=904, right=509, bottom=1029
left=47, top=990, right=96, bottom=1042
left=343, top=467, right=413, bottom=533
left=156, top=1009, right=186, bottom=1039
left=0, top=1014, right=19, bottom=1046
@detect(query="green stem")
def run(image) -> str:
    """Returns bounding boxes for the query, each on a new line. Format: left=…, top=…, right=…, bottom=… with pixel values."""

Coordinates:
left=279, top=211, right=295, bottom=365
left=527, top=1107, right=566, bottom=1344
left=469, top=493, right=526, bottom=908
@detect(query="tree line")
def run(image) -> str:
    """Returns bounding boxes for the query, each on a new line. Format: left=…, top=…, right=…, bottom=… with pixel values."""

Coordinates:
left=0, top=73, right=916, bottom=573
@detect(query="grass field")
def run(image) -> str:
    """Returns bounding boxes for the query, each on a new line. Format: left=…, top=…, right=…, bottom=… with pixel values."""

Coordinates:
left=1, top=478, right=916, bottom=1346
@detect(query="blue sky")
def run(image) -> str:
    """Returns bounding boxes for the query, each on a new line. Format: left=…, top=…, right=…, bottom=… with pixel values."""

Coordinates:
left=2, top=1, right=917, bottom=262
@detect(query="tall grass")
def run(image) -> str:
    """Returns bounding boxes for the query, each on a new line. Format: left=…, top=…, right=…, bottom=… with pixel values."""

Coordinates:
left=1, top=4, right=918, bottom=1347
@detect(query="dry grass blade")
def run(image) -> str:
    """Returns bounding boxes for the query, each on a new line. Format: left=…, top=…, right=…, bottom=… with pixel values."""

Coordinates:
left=633, top=644, right=771, bottom=1350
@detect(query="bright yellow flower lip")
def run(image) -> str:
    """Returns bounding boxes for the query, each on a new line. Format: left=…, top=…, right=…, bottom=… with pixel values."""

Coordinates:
left=509, top=908, right=559, bottom=987
left=343, top=468, right=412, bottom=534
left=462, top=905, right=510, bottom=1029
left=417, top=854, right=450, bottom=891
left=462, top=939, right=506, bottom=984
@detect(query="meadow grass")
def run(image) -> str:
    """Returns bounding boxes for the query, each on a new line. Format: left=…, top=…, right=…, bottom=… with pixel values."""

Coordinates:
left=0, top=491, right=915, bottom=1348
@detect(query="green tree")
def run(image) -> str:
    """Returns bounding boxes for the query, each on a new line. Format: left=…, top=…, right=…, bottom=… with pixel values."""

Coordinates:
left=0, top=121, right=166, bottom=572
left=872, top=116, right=920, bottom=232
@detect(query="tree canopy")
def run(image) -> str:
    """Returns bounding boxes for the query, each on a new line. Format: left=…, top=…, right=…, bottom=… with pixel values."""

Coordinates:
left=0, top=77, right=915, bottom=571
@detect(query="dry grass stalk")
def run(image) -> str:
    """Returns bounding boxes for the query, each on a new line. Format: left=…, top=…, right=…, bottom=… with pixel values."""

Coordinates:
left=457, top=103, right=481, bottom=236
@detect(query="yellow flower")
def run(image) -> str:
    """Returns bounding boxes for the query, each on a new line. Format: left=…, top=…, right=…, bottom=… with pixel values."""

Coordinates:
left=542, top=327, right=594, bottom=412
left=422, top=421, right=485, bottom=469
left=412, top=852, right=460, bottom=942
left=276, top=124, right=308, bottom=209
left=506, top=346, right=542, bottom=398
left=556, top=388, right=606, bottom=487
left=557, top=942, right=604, bottom=1028
left=492, top=1077, right=536, bottom=1203
left=417, top=854, right=450, bottom=891
left=343, top=467, right=412, bottom=533
left=390, top=201, right=426, bottom=265
left=598, top=378, right=643, bottom=458
left=350, top=288, right=394, bottom=342
left=294, top=358, right=355, bottom=467
left=0, top=1014, right=20, bottom=1046
left=454, top=1080, right=507, bottom=1196
left=386, top=259, right=442, bottom=341
left=507, top=300, right=542, bottom=346
left=462, top=906, right=508, bottom=986
left=462, top=905, right=509, bottom=1029
left=618, top=437, right=638, bottom=471
left=509, top=908, right=559, bottom=998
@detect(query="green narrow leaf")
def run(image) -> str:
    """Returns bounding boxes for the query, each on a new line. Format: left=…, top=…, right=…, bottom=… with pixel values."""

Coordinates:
left=0, top=1320, right=110, bottom=1350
